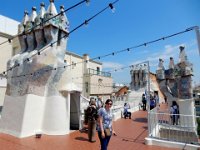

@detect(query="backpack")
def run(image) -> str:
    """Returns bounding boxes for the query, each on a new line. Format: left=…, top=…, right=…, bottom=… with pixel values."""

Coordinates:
left=142, top=95, right=146, bottom=103
left=86, top=106, right=98, bottom=121
left=171, top=105, right=179, bottom=118
left=172, top=105, right=178, bottom=114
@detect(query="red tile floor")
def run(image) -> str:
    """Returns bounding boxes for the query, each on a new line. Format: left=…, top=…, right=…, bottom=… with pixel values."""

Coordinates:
left=0, top=104, right=178, bottom=150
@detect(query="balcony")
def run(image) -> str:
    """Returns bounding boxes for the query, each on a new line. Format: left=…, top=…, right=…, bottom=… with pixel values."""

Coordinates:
left=88, top=68, right=111, bottom=77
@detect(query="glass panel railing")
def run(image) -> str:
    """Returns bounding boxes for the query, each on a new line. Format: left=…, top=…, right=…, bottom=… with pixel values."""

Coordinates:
left=88, top=68, right=111, bottom=77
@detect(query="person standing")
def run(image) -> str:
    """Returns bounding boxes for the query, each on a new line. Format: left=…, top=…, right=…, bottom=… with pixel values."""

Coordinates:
left=150, top=95, right=155, bottom=110
left=97, top=99, right=116, bottom=150
left=96, top=96, right=103, bottom=110
left=170, top=101, right=179, bottom=125
left=142, top=93, right=147, bottom=111
left=123, top=103, right=131, bottom=119
left=86, top=99, right=98, bottom=142
left=154, top=92, right=159, bottom=106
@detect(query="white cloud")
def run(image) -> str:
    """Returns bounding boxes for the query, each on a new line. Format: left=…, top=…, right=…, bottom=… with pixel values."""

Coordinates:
left=102, top=61, right=124, bottom=69
left=146, top=43, right=187, bottom=63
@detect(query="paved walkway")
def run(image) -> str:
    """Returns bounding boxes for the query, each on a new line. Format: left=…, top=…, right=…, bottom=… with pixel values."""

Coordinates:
left=0, top=106, right=178, bottom=150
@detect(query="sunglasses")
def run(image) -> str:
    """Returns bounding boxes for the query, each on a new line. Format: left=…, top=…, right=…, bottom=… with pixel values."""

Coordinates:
left=107, top=103, right=112, bottom=106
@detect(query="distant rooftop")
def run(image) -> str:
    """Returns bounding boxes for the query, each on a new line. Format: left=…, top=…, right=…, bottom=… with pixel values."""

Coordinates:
left=0, top=15, right=19, bottom=36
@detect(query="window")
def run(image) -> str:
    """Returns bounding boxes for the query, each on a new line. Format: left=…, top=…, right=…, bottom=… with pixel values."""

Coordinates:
left=72, top=61, right=76, bottom=69
left=97, top=67, right=100, bottom=75
left=196, top=107, right=200, bottom=111
left=85, top=82, right=88, bottom=93
left=195, top=100, right=200, bottom=105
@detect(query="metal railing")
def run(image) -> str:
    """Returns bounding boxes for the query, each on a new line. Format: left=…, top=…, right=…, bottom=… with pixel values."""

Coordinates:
left=148, top=109, right=200, bottom=145
left=88, top=68, right=111, bottom=77
left=112, top=96, right=142, bottom=116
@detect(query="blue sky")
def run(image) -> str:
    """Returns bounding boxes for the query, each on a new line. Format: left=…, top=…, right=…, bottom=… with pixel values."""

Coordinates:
left=0, top=0, right=200, bottom=85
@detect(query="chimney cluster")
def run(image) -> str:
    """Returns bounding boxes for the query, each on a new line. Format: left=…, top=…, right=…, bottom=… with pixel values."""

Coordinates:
left=18, top=0, right=69, bottom=52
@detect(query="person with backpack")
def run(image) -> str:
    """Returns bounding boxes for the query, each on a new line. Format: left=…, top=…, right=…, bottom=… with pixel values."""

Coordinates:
left=142, top=93, right=147, bottom=111
left=86, top=98, right=98, bottom=142
left=150, top=95, right=156, bottom=110
left=170, top=101, right=179, bottom=125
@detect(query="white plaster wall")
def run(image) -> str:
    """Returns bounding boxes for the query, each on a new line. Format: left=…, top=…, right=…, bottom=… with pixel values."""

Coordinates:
left=0, top=15, right=19, bottom=36
left=42, top=95, right=69, bottom=135
left=0, top=94, right=70, bottom=137
left=21, top=95, right=45, bottom=136
left=178, top=99, right=196, bottom=128
left=0, top=95, right=45, bottom=137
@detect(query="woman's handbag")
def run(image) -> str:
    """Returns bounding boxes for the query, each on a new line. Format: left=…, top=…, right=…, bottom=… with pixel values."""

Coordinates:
left=104, top=128, right=111, bottom=136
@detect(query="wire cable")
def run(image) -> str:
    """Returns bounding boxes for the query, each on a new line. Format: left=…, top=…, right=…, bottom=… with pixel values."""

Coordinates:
left=1, top=0, right=120, bottom=76
left=0, top=0, right=88, bottom=46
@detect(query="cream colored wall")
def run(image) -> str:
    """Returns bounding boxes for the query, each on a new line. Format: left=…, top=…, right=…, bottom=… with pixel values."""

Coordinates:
left=0, top=37, right=13, bottom=73
left=64, top=53, right=112, bottom=98
left=0, top=37, right=20, bottom=107
left=64, top=53, right=84, bottom=91
left=0, top=88, right=6, bottom=106
left=90, top=75, right=113, bottom=95
left=88, top=61, right=102, bottom=71
left=0, top=37, right=12, bottom=107
left=0, top=15, right=20, bottom=107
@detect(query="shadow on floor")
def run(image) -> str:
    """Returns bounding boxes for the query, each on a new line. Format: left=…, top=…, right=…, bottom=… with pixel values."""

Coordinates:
left=142, top=126, right=148, bottom=130
left=133, top=117, right=147, bottom=123
left=115, top=128, right=147, bottom=144
left=75, top=137, right=88, bottom=141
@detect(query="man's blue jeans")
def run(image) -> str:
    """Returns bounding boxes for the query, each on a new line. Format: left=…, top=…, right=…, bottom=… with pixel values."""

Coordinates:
left=98, top=131, right=112, bottom=150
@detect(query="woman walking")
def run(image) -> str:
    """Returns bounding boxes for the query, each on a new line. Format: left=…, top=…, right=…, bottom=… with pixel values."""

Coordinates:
left=97, top=99, right=116, bottom=150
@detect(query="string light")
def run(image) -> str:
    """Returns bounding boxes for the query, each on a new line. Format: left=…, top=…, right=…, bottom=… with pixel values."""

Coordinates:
left=85, top=0, right=90, bottom=6
left=84, top=20, right=89, bottom=26
left=2, top=24, right=198, bottom=79
left=0, top=3, right=198, bottom=79
left=109, top=3, right=116, bottom=13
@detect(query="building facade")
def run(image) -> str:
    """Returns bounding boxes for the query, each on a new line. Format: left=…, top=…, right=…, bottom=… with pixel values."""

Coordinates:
left=0, top=15, right=20, bottom=108
left=0, top=4, right=113, bottom=138
left=64, top=52, right=113, bottom=100
left=194, top=86, right=200, bottom=116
